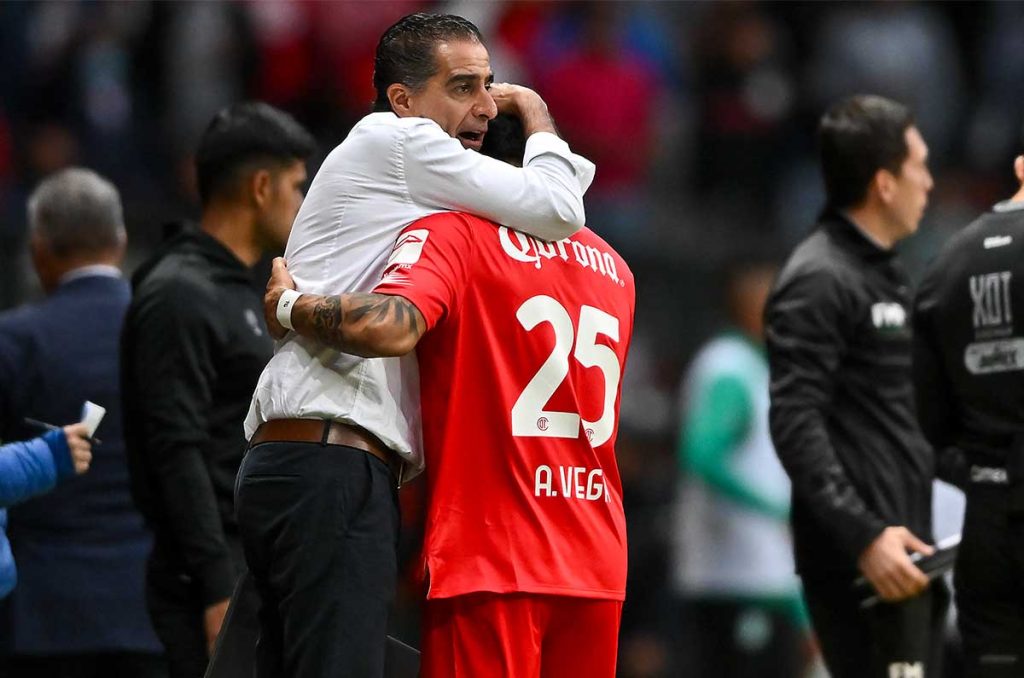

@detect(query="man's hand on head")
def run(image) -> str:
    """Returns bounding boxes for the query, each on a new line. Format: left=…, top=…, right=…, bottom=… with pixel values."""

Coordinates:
left=489, top=83, right=557, bottom=137
left=264, top=257, right=297, bottom=340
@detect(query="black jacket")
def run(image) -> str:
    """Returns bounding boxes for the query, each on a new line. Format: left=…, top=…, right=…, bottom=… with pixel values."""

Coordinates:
left=122, top=225, right=272, bottom=605
left=913, top=203, right=1024, bottom=486
left=765, top=213, right=934, bottom=577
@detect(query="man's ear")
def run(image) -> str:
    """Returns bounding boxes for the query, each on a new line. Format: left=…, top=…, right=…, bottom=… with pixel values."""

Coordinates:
left=387, top=83, right=414, bottom=117
left=251, top=169, right=273, bottom=209
left=1014, top=155, right=1024, bottom=185
left=873, top=168, right=897, bottom=205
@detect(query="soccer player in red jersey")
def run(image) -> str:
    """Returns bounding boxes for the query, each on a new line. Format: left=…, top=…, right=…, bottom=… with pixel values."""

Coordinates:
left=264, top=117, right=635, bottom=677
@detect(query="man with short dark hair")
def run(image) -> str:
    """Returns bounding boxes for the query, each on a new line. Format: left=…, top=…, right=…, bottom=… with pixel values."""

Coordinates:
left=257, top=112, right=632, bottom=677
left=238, top=12, right=594, bottom=678
left=765, top=95, right=946, bottom=677
left=913, top=147, right=1024, bottom=677
left=121, top=102, right=314, bottom=678
left=0, top=168, right=165, bottom=677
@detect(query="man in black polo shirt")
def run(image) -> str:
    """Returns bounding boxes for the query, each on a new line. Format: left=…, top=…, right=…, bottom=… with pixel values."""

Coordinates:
left=121, top=102, right=314, bottom=678
left=765, top=95, right=946, bottom=678
left=913, top=145, right=1024, bottom=677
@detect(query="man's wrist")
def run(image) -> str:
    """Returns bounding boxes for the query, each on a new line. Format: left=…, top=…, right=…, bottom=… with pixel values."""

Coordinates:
left=276, top=289, right=303, bottom=331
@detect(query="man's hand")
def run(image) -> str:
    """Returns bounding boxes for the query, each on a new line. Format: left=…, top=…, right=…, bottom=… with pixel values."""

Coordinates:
left=203, top=597, right=230, bottom=657
left=62, top=423, right=92, bottom=475
left=857, top=526, right=934, bottom=602
left=489, top=83, right=556, bottom=137
left=263, top=257, right=297, bottom=340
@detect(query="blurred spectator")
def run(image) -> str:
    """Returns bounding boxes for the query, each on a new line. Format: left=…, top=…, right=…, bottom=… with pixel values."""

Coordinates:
left=120, top=103, right=313, bottom=678
left=0, top=427, right=93, bottom=600
left=538, top=3, right=663, bottom=249
left=671, top=260, right=810, bottom=677
left=692, top=2, right=796, bottom=229
left=807, top=2, right=964, bottom=162
left=0, top=168, right=164, bottom=677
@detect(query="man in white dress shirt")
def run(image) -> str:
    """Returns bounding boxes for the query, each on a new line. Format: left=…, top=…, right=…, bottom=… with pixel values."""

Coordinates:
left=234, top=13, right=595, bottom=678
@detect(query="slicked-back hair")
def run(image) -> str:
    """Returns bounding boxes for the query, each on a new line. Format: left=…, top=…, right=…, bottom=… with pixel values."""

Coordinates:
left=195, top=101, right=315, bottom=206
left=28, top=167, right=126, bottom=257
left=818, top=95, right=915, bottom=211
left=373, top=13, right=484, bottom=113
left=480, top=114, right=526, bottom=166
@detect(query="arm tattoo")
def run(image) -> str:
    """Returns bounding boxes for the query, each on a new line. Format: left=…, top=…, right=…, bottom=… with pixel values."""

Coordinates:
left=306, top=293, right=424, bottom=356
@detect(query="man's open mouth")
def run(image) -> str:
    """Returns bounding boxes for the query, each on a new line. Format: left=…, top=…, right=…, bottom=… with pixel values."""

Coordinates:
left=458, top=131, right=485, bottom=144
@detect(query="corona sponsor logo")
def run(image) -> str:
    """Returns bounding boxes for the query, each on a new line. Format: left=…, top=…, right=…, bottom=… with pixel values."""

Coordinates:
left=498, top=227, right=621, bottom=285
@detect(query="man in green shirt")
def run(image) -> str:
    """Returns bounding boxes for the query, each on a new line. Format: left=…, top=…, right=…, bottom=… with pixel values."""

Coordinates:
left=671, top=260, right=811, bottom=677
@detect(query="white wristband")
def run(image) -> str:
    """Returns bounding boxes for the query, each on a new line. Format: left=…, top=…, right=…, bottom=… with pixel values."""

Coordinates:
left=276, top=289, right=303, bottom=331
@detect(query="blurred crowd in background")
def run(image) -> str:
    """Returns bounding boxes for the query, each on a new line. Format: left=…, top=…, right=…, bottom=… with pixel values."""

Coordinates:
left=1, top=1, right=1023, bottom=676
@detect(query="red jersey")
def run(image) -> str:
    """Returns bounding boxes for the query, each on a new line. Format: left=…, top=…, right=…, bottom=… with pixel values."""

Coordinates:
left=374, top=212, right=635, bottom=601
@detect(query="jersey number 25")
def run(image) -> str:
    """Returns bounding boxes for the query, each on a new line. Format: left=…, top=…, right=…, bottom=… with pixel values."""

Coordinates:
left=512, top=295, right=621, bottom=447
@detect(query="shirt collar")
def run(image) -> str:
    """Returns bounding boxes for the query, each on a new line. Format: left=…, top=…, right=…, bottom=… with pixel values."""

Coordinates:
left=59, top=264, right=122, bottom=286
left=840, top=210, right=890, bottom=250
left=822, top=211, right=897, bottom=264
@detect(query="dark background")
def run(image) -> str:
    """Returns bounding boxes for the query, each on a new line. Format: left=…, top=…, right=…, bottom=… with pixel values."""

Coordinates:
left=1, top=2, right=1019, bottom=675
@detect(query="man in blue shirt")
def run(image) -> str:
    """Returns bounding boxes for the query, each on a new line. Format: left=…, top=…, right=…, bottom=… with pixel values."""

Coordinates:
left=0, top=426, right=92, bottom=598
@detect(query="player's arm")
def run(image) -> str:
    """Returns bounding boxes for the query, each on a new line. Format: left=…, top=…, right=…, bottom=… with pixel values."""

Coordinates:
left=264, top=257, right=426, bottom=358
left=911, top=273, right=969, bottom=489
left=680, top=373, right=788, bottom=519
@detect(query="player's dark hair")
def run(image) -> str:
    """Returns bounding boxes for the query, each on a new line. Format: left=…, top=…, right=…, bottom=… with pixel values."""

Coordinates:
left=480, top=114, right=526, bottom=166
left=817, top=95, right=915, bottom=211
left=372, top=13, right=484, bottom=113
left=195, top=101, right=315, bottom=206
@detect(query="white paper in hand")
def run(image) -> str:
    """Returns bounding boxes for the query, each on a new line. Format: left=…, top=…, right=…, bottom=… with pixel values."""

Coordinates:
left=80, top=401, right=106, bottom=437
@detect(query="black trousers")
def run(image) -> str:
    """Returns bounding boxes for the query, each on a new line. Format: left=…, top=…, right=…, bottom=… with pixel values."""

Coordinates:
left=956, top=483, right=1024, bottom=677
left=675, top=597, right=806, bottom=678
left=2, top=652, right=168, bottom=678
left=146, top=538, right=247, bottom=678
left=235, top=441, right=400, bottom=678
left=802, top=573, right=947, bottom=678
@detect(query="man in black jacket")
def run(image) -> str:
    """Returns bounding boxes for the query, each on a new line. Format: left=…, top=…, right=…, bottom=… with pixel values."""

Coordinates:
left=121, top=102, right=314, bottom=678
left=913, top=148, right=1024, bottom=677
left=765, top=95, right=945, bottom=678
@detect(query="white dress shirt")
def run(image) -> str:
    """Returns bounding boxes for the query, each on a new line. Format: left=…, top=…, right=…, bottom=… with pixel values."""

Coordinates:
left=245, top=112, right=595, bottom=472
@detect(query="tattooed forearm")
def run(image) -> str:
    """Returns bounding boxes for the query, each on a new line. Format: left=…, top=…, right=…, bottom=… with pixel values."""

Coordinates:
left=295, top=292, right=425, bottom=357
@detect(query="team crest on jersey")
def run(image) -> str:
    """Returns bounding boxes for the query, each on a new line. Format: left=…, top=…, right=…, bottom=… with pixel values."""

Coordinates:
left=497, top=226, right=623, bottom=286
left=380, top=229, right=430, bottom=284
left=388, top=229, right=429, bottom=266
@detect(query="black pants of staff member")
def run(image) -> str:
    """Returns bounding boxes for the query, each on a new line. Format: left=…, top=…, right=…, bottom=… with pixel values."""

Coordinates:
left=802, top=573, right=948, bottom=678
left=956, top=482, right=1024, bottom=678
left=235, top=441, right=399, bottom=678
left=675, top=597, right=807, bottom=678
left=146, top=539, right=248, bottom=678
left=1, top=653, right=167, bottom=678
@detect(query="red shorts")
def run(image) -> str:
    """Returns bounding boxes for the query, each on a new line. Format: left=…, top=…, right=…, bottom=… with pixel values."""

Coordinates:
left=421, top=592, right=623, bottom=678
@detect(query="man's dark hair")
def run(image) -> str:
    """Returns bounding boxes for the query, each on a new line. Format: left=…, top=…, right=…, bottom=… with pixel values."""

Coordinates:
left=195, top=101, right=315, bottom=206
left=480, top=114, right=526, bottom=165
left=817, top=95, right=915, bottom=210
left=373, top=13, right=484, bottom=113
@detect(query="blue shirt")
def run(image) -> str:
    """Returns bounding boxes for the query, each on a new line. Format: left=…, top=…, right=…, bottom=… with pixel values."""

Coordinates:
left=0, top=430, right=71, bottom=597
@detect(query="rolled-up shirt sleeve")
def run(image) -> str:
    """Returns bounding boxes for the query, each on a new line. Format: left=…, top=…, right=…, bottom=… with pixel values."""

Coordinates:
left=402, top=121, right=595, bottom=242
